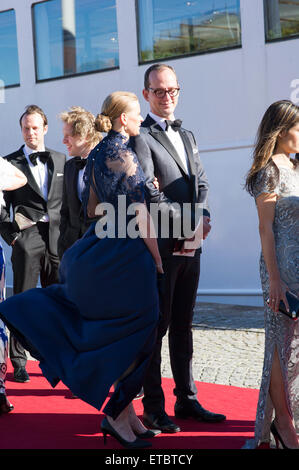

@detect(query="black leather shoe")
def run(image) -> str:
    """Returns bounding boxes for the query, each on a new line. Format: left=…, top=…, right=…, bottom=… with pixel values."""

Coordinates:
left=143, top=411, right=181, bottom=433
left=13, top=367, right=30, bottom=383
left=175, top=400, right=226, bottom=422
left=0, top=393, right=14, bottom=415
left=134, top=387, right=144, bottom=400
left=135, top=429, right=161, bottom=439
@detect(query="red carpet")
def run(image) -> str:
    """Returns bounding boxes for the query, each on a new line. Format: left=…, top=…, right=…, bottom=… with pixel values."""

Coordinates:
left=0, top=360, right=258, bottom=450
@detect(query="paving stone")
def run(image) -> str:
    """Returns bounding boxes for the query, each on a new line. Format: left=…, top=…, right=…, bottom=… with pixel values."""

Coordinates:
left=161, top=301, right=265, bottom=390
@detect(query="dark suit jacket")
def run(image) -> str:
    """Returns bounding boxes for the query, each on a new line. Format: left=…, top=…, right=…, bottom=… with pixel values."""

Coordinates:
left=0, top=145, right=66, bottom=256
left=132, top=115, right=210, bottom=257
left=57, top=157, right=94, bottom=259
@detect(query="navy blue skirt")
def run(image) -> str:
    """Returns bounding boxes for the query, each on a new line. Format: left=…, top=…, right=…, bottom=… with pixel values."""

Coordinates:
left=0, top=224, right=159, bottom=416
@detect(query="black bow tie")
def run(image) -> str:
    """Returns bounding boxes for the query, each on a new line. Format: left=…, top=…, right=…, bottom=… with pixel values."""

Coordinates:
left=74, top=157, right=88, bottom=170
left=29, top=151, right=51, bottom=166
left=165, top=119, right=182, bottom=132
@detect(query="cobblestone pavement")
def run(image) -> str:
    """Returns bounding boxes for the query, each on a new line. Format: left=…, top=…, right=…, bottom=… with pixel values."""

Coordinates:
left=161, top=301, right=265, bottom=389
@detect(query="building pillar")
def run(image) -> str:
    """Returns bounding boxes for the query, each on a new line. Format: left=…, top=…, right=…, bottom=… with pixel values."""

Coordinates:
left=62, top=0, right=76, bottom=74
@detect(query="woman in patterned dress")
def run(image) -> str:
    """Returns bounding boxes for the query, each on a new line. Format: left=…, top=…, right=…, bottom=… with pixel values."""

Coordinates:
left=0, top=157, right=27, bottom=414
left=245, top=100, right=299, bottom=449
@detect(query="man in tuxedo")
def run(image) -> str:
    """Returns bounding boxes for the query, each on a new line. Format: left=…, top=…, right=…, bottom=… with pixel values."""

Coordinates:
left=57, top=106, right=102, bottom=259
left=132, top=64, right=226, bottom=432
left=0, top=105, right=66, bottom=382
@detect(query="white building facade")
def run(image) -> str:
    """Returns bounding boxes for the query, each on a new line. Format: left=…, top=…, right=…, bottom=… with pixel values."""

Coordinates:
left=0, top=0, right=299, bottom=305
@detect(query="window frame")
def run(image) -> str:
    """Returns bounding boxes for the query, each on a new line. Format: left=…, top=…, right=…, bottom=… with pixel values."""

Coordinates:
left=264, top=0, right=299, bottom=44
left=0, top=8, right=20, bottom=88
left=135, top=0, right=242, bottom=66
left=31, top=0, right=119, bottom=84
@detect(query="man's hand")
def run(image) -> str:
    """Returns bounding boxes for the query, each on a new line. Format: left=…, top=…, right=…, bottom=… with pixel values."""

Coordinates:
left=202, top=216, right=211, bottom=240
left=179, top=216, right=211, bottom=253
left=152, top=177, right=159, bottom=190
left=10, top=234, right=20, bottom=247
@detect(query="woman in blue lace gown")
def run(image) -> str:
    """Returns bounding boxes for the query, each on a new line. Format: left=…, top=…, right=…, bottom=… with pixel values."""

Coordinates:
left=0, top=157, right=27, bottom=414
left=245, top=100, right=299, bottom=449
left=0, top=92, right=162, bottom=448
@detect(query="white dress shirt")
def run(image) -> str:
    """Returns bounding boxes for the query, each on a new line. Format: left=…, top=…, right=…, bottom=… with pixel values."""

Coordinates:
left=77, top=165, right=87, bottom=202
left=23, top=145, right=49, bottom=222
left=149, top=112, right=190, bottom=174
left=148, top=113, right=200, bottom=255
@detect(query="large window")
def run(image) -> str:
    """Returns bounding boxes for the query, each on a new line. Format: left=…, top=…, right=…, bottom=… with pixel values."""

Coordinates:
left=264, top=0, right=299, bottom=41
left=32, top=0, right=119, bottom=82
left=137, top=0, right=241, bottom=63
left=0, top=9, right=20, bottom=88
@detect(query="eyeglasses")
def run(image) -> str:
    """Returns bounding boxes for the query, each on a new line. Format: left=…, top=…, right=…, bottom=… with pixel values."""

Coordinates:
left=147, top=87, right=180, bottom=98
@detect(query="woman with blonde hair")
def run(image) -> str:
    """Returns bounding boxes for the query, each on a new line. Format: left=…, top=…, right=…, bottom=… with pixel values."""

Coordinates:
left=0, top=92, right=162, bottom=448
left=0, top=158, right=27, bottom=414
left=244, top=100, right=299, bottom=449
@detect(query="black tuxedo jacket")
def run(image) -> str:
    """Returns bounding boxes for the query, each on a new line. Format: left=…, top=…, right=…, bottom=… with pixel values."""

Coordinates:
left=57, top=157, right=95, bottom=259
left=0, top=145, right=66, bottom=256
left=132, top=115, right=210, bottom=257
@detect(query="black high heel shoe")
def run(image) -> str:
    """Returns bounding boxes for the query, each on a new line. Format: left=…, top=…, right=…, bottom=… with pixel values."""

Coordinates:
left=270, top=421, right=290, bottom=449
left=101, top=416, right=152, bottom=449
left=0, top=393, right=14, bottom=416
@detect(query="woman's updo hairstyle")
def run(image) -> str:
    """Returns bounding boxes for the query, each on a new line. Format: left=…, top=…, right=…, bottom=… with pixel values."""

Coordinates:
left=95, top=91, right=138, bottom=133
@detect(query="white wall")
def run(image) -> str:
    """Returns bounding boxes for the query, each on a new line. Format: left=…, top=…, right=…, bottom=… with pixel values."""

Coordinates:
left=1, top=0, right=299, bottom=305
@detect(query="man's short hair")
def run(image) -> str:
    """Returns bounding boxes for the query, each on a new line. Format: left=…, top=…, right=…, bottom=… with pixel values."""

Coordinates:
left=60, top=106, right=102, bottom=147
left=144, top=63, right=178, bottom=90
left=19, top=105, right=48, bottom=128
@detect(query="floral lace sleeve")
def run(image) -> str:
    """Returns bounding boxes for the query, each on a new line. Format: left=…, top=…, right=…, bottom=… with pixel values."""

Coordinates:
left=101, top=146, right=145, bottom=205
left=82, top=131, right=145, bottom=217
left=252, top=164, right=280, bottom=199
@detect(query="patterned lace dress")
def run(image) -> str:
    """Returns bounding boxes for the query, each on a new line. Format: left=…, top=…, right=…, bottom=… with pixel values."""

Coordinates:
left=244, top=162, right=299, bottom=448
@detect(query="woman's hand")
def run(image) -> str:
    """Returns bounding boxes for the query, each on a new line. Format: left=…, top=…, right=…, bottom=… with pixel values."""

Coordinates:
left=155, top=258, right=164, bottom=274
left=268, top=278, right=290, bottom=313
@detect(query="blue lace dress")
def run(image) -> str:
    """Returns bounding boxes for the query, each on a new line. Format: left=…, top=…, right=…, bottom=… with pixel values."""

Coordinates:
left=0, top=131, right=159, bottom=417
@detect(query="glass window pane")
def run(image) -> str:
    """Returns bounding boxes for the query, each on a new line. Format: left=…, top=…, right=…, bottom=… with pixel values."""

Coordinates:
left=264, top=0, right=299, bottom=41
left=137, top=0, right=241, bottom=63
left=0, top=9, right=20, bottom=87
left=32, top=0, right=119, bottom=81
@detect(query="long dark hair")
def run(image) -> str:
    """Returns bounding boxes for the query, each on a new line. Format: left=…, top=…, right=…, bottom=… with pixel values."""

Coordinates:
left=245, top=100, right=299, bottom=195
